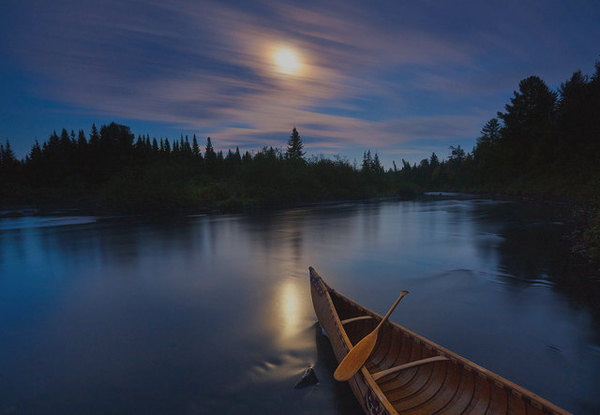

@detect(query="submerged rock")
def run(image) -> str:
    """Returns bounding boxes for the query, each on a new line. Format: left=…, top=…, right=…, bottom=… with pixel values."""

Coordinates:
left=314, top=321, right=328, bottom=338
left=294, top=366, right=319, bottom=389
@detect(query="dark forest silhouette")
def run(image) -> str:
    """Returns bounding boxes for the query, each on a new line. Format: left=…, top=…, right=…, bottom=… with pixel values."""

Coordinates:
left=1, top=61, right=599, bottom=256
left=0, top=124, right=410, bottom=212
left=399, top=64, right=600, bottom=196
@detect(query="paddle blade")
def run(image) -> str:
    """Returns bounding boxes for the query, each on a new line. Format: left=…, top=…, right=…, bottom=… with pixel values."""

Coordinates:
left=334, top=331, right=378, bottom=381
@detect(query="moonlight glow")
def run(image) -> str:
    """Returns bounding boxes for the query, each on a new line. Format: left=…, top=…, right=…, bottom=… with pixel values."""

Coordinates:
left=273, top=48, right=301, bottom=75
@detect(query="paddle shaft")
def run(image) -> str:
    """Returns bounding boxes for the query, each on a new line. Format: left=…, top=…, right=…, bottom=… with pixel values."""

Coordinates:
left=375, top=290, right=408, bottom=331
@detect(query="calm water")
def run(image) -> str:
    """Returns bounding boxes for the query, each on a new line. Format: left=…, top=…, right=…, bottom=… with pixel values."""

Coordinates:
left=1, top=198, right=599, bottom=414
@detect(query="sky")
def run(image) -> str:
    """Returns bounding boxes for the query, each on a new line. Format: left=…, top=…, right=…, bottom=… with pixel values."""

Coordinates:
left=1, top=0, right=599, bottom=167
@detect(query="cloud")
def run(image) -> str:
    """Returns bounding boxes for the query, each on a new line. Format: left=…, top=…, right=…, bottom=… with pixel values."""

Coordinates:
left=5, top=0, right=599, bottom=161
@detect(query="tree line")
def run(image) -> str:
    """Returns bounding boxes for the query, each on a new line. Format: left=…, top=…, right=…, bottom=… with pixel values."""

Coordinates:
left=394, top=62, right=600, bottom=199
left=0, top=125, right=413, bottom=212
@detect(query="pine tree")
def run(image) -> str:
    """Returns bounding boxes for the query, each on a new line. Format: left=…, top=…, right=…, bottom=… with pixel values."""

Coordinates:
left=285, top=127, right=305, bottom=161
left=205, top=137, right=216, bottom=160
left=205, top=137, right=217, bottom=174
left=362, top=150, right=372, bottom=173
left=497, top=76, right=557, bottom=174
left=192, top=134, right=200, bottom=157
left=373, top=152, right=384, bottom=175
left=78, top=130, right=87, bottom=146
left=60, top=129, right=71, bottom=148
left=2, top=140, right=16, bottom=161
left=184, top=136, right=192, bottom=154
left=89, top=124, right=100, bottom=146
left=430, top=152, right=440, bottom=168
left=135, top=135, right=144, bottom=150
left=0, top=140, right=18, bottom=173
left=48, top=130, right=59, bottom=151
left=478, top=118, right=502, bottom=146
left=30, top=140, right=42, bottom=162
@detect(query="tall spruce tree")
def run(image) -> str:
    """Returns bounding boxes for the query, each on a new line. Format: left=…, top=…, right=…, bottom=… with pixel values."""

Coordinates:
left=497, top=76, right=557, bottom=174
left=429, top=152, right=440, bottom=168
left=192, top=134, right=200, bottom=157
left=205, top=137, right=216, bottom=160
left=285, top=127, right=305, bottom=161
left=478, top=118, right=501, bottom=146
left=205, top=137, right=217, bottom=174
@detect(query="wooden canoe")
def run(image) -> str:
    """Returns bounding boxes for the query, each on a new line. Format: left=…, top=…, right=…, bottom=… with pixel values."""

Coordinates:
left=309, top=267, right=571, bottom=415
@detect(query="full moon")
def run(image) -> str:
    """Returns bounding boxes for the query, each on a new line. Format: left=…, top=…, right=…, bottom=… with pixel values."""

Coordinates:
left=273, top=48, right=301, bottom=75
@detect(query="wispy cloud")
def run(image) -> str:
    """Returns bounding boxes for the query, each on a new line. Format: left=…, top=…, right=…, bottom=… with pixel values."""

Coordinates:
left=4, top=0, right=600, bottom=161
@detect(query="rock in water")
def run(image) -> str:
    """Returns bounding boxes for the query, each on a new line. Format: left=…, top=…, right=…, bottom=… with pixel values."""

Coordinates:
left=294, top=367, right=319, bottom=389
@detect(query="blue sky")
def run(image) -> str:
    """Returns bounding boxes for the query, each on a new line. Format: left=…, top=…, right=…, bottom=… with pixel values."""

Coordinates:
left=1, top=0, right=599, bottom=166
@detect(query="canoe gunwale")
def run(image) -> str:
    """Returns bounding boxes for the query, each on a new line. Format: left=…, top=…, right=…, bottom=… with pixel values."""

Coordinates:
left=310, top=268, right=398, bottom=415
left=309, top=267, right=572, bottom=415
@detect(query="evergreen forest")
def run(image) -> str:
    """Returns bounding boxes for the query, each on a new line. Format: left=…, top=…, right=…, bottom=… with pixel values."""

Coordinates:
left=0, top=125, right=411, bottom=212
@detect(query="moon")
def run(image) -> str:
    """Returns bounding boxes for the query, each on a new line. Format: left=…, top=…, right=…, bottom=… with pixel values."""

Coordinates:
left=273, top=48, right=301, bottom=75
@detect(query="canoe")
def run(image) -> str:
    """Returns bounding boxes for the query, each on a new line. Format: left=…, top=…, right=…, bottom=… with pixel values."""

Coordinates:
left=309, top=267, right=571, bottom=415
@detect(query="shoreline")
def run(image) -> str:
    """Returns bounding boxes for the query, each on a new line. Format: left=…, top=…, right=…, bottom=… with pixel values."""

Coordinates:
left=0, top=194, right=415, bottom=218
left=2, top=192, right=597, bottom=267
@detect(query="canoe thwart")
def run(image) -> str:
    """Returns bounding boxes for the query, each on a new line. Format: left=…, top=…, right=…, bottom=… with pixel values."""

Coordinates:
left=341, top=316, right=374, bottom=325
left=372, top=356, right=449, bottom=381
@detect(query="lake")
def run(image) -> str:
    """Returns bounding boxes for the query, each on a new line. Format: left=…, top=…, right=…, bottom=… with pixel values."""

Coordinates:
left=1, top=197, right=599, bottom=414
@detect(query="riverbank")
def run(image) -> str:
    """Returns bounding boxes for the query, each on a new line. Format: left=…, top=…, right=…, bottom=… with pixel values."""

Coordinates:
left=3, top=186, right=599, bottom=268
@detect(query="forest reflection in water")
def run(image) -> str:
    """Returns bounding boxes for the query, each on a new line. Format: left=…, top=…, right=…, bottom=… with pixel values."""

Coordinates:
left=0, top=197, right=599, bottom=414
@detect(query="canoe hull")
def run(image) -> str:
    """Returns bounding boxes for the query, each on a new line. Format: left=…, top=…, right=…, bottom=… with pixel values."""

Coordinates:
left=309, top=267, right=571, bottom=415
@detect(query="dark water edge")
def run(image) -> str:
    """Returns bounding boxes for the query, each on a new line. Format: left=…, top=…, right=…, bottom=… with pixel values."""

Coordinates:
left=0, top=195, right=413, bottom=218
left=427, top=189, right=600, bottom=266
left=0, top=190, right=587, bottom=218
left=4, top=191, right=598, bottom=265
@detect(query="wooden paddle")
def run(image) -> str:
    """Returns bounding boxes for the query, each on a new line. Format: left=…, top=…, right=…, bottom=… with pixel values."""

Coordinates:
left=334, top=290, right=409, bottom=381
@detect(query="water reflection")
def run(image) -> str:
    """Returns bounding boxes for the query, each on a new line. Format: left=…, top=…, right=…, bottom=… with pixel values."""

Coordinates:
left=471, top=200, right=600, bottom=344
left=277, top=279, right=302, bottom=341
left=0, top=216, right=97, bottom=231
left=0, top=199, right=599, bottom=414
